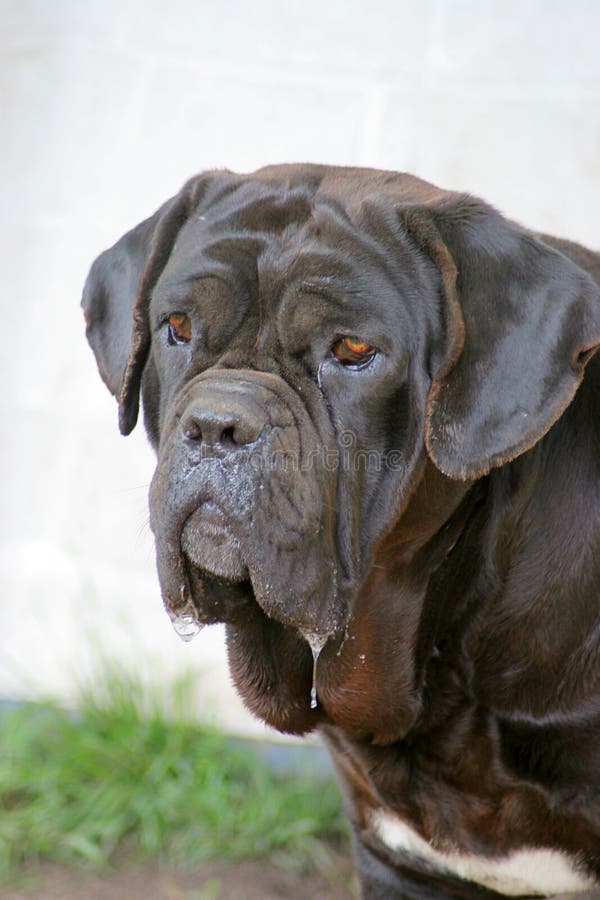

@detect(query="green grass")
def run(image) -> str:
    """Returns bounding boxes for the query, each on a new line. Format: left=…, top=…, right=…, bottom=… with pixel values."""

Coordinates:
left=0, top=663, right=346, bottom=884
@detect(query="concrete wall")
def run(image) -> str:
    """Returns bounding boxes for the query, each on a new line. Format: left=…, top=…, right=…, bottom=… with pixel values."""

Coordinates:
left=2, top=0, right=599, bottom=736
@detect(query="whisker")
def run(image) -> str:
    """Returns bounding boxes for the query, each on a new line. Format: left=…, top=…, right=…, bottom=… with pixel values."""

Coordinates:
left=117, top=483, right=151, bottom=494
left=135, top=517, right=152, bottom=543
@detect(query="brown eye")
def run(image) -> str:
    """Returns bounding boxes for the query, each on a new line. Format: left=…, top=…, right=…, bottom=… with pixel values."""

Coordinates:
left=331, top=335, right=377, bottom=367
left=166, top=312, right=192, bottom=345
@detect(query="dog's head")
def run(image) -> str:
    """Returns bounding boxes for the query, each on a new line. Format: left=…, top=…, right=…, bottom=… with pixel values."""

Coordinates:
left=83, top=165, right=600, bottom=739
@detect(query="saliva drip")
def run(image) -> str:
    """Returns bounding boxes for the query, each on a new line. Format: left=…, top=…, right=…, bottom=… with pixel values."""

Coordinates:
left=302, top=632, right=330, bottom=710
left=171, top=613, right=203, bottom=643
left=169, top=584, right=203, bottom=643
left=310, top=658, right=318, bottom=710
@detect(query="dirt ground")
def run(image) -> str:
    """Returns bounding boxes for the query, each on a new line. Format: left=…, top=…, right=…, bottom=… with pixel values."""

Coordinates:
left=1, top=851, right=359, bottom=900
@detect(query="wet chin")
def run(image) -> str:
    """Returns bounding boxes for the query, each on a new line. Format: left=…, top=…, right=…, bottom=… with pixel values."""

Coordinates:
left=181, top=509, right=248, bottom=582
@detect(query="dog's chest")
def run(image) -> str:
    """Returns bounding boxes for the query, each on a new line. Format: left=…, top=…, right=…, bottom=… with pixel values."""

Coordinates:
left=370, top=809, right=598, bottom=896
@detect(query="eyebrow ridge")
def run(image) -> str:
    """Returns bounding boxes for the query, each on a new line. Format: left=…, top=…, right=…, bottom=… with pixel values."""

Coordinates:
left=297, top=279, right=362, bottom=303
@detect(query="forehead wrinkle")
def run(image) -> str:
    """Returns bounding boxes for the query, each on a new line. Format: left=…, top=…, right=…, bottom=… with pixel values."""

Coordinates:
left=316, top=208, right=400, bottom=284
left=245, top=227, right=313, bottom=360
left=304, top=200, right=443, bottom=339
left=253, top=236, right=288, bottom=339
left=252, top=197, right=393, bottom=301
left=162, top=231, right=264, bottom=306
left=197, top=234, right=265, bottom=278
left=153, top=271, right=229, bottom=309
left=205, top=181, right=316, bottom=237
left=257, top=223, right=375, bottom=346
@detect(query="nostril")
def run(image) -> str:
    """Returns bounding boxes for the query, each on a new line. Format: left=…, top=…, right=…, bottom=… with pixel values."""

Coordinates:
left=182, top=418, right=203, bottom=442
left=221, top=426, right=237, bottom=447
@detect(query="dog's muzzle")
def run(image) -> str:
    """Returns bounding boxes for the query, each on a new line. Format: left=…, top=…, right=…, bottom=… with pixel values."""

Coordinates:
left=148, top=370, right=348, bottom=640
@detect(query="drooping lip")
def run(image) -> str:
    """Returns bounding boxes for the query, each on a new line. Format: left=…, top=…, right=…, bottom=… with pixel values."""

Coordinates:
left=153, top=524, right=254, bottom=632
left=151, top=495, right=349, bottom=640
left=181, top=501, right=249, bottom=582
left=189, top=499, right=228, bottom=530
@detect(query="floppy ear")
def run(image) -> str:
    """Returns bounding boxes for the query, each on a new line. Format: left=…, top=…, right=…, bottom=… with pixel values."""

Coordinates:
left=81, top=176, right=209, bottom=435
left=402, top=198, right=600, bottom=480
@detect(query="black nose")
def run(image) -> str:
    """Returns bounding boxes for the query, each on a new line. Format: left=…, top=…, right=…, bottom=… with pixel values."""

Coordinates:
left=180, top=402, right=264, bottom=452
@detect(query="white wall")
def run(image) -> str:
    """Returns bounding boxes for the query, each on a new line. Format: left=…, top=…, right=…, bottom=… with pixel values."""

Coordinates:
left=2, top=0, right=599, bottom=736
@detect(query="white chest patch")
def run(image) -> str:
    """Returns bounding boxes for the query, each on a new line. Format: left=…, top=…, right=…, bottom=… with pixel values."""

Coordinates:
left=370, top=810, right=598, bottom=896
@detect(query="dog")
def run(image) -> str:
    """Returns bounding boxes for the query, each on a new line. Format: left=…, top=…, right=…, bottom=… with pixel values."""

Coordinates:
left=82, top=165, right=600, bottom=898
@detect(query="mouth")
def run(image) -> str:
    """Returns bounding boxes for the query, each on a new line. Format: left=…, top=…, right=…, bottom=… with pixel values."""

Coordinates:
left=150, top=400, right=349, bottom=642
left=174, top=500, right=256, bottom=633
left=155, top=490, right=347, bottom=643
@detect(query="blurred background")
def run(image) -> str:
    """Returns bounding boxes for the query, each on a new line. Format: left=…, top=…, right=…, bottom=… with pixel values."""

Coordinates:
left=2, top=0, right=600, bottom=738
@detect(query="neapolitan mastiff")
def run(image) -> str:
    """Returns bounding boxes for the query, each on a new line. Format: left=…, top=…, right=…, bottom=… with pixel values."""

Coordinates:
left=83, top=165, right=600, bottom=898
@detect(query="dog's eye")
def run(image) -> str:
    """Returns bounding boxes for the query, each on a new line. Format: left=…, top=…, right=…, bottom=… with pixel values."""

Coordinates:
left=331, top=336, right=377, bottom=367
left=166, top=313, right=192, bottom=345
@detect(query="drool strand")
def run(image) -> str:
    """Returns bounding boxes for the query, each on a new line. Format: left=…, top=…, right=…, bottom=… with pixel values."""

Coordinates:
left=302, top=631, right=330, bottom=711
left=310, top=652, right=319, bottom=709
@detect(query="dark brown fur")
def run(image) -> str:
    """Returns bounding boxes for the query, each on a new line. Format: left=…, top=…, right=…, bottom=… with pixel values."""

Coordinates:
left=83, top=165, right=600, bottom=897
